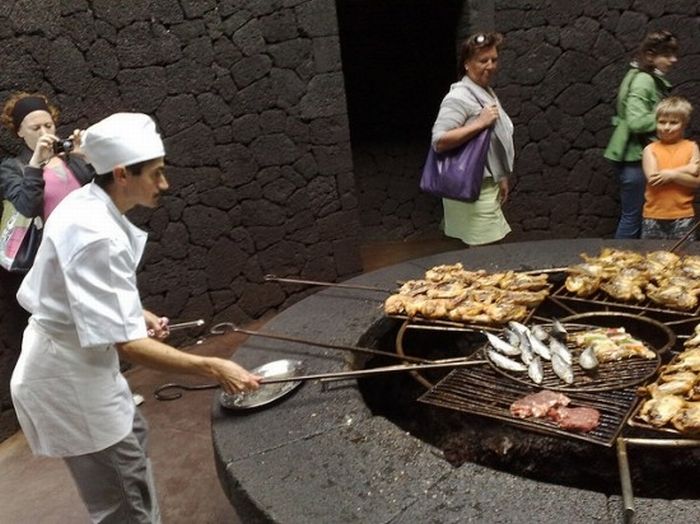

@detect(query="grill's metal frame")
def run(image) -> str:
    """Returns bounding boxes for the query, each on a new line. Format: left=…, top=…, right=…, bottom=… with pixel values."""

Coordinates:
left=550, top=281, right=700, bottom=317
left=418, top=364, right=639, bottom=447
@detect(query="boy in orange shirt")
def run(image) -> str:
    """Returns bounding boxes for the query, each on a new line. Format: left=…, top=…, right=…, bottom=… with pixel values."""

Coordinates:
left=641, top=96, right=700, bottom=239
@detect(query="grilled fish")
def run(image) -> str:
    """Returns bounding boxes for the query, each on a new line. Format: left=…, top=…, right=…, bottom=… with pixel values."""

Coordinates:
left=488, top=349, right=527, bottom=372
left=551, top=353, right=574, bottom=384
left=528, top=356, right=544, bottom=384
left=531, top=324, right=549, bottom=342
left=527, top=332, right=552, bottom=361
left=579, top=346, right=599, bottom=371
left=485, top=332, right=521, bottom=357
left=549, top=338, right=572, bottom=366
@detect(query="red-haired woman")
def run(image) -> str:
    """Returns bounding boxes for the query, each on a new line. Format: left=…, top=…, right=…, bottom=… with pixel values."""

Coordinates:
left=0, top=92, right=94, bottom=229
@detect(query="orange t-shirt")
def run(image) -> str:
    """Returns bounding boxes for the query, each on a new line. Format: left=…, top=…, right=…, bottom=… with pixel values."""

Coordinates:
left=643, top=139, right=697, bottom=219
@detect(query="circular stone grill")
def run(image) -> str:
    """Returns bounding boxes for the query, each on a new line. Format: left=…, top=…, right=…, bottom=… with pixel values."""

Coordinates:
left=211, top=239, right=700, bottom=524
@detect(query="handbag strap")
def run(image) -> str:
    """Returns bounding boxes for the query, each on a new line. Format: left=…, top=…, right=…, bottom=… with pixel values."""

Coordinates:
left=464, top=86, right=489, bottom=109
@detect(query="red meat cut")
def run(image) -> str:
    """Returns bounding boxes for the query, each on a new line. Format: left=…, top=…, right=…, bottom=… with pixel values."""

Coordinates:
left=509, top=390, right=571, bottom=418
left=547, top=405, right=601, bottom=432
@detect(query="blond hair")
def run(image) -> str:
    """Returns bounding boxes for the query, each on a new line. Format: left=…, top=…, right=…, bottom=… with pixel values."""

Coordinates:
left=655, top=96, right=693, bottom=123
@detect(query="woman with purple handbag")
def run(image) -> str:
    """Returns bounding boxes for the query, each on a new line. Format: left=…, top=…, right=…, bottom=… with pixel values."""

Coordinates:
left=429, top=32, right=515, bottom=246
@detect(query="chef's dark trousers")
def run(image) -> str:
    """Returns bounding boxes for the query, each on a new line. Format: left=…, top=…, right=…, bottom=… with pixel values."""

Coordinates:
left=63, top=409, right=161, bottom=524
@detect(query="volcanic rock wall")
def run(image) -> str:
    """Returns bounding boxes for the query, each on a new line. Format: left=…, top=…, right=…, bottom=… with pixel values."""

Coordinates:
left=348, top=0, right=700, bottom=240
left=0, top=0, right=360, bottom=441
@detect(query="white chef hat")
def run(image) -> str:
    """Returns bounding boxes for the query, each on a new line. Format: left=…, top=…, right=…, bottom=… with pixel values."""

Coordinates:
left=83, top=112, right=165, bottom=175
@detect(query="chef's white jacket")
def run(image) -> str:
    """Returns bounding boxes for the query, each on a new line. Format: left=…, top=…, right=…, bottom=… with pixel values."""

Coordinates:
left=11, top=182, right=148, bottom=457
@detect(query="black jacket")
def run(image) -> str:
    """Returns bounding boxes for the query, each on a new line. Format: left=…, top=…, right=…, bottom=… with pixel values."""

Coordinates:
left=0, top=148, right=95, bottom=217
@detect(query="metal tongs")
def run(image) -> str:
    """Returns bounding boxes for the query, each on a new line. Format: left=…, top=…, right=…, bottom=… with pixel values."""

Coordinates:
left=147, top=318, right=205, bottom=337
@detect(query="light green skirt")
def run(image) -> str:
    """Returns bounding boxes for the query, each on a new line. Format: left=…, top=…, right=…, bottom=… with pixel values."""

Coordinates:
left=442, top=178, right=511, bottom=246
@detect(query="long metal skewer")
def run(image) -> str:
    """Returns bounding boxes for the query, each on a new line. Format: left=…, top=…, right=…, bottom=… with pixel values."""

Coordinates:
left=261, top=359, right=487, bottom=383
left=209, top=322, right=434, bottom=365
left=153, top=359, right=488, bottom=400
left=265, top=274, right=393, bottom=293
left=669, top=219, right=700, bottom=253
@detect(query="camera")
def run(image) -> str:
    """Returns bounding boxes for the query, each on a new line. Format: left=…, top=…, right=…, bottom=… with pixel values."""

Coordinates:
left=53, top=137, right=74, bottom=155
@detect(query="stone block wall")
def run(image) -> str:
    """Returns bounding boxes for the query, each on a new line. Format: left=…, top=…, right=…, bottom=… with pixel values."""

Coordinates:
left=0, top=0, right=361, bottom=441
left=348, top=0, right=700, bottom=241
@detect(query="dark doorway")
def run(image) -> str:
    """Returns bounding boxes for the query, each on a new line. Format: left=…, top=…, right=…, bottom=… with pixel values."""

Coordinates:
left=336, top=0, right=464, bottom=143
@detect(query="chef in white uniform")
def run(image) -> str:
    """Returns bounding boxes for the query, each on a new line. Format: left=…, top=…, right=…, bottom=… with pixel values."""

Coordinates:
left=10, top=112, right=260, bottom=523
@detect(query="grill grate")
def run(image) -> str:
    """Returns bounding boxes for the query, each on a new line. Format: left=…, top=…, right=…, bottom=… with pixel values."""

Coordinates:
left=550, top=282, right=700, bottom=317
left=482, top=326, right=661, bottom=393
left=418, top=364, right=639, bottom=447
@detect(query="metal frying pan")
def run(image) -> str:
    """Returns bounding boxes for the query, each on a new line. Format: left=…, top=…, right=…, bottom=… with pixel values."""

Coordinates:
left=219, top=359, right=305, bottom=410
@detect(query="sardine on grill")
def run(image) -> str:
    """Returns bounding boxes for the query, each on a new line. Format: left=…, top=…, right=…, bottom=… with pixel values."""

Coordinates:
left=579, top=346, right=599, bottom=371
left=528, top=356, right=544, bottom=385
left=487, top=349, right=527, bottom=372
left=551, top=353, right=574, bottom=384
left=485, top=332, right=521, bottom=357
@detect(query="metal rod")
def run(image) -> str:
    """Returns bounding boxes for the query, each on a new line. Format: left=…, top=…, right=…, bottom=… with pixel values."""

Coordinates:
left=520, top=267, right=567, bottom=275
left=318, top=360, right=487, bottom=382
left=622, top=437, right=700, bottom=447
left=669, top=219, right=700, bottom=253
left=545, top=295, right=578, bottom=315
left=264, top=274, right=393, bottom=293
left=154, top=359, right=489, bottom=400
left=168, top=319, right=205, bottom=331
left=210, top=323, right=433, bottom=365
left=262, top=359, right=489, bottom=384
left=616, top=438, right=635, bottom=524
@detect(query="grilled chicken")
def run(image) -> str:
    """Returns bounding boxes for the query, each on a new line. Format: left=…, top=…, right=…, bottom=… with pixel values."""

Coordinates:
left=646, top=283, right=698, bottom=310
left=384, top=265, right=550, bottom=325
left=639, top=386, right=687, bottom=427
left=655, top=372, right=697, bottom=396
left=671, top=402, right=700, bottom=434
left=644, top=250, right=681, bottom=274
left=565, top=273, right=601, bottom=297
left=570, top=327, right=655, bottom=362
left=599, top=268, right=647, bottom=302
left=680, top=256, right=700, bottom=279
left=685, top=324, right=700, bottom=349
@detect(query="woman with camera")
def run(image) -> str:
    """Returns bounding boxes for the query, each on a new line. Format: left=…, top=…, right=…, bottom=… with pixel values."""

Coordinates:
left=0, top=92, right=94, bottom=227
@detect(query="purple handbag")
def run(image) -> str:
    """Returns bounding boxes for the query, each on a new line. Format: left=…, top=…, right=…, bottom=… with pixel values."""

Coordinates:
left=419, top=125, right=492, bottom=202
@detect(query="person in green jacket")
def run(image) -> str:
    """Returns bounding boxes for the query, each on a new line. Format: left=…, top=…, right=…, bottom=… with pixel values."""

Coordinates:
left=604, top=31, right=679, bottom=239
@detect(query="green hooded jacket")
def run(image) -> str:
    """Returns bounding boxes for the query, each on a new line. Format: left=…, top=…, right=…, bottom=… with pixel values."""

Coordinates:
left=603, top=67, right=671, bottom=163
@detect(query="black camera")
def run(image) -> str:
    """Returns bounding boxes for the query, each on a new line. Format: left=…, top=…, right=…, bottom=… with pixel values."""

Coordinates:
left=53, top=137, right=74, bottom=155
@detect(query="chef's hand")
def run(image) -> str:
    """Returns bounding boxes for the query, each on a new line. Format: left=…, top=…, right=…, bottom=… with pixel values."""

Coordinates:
left=144, top=310, right=170, bottom=339
left=28, top=133, right=59, bottom=168
left=211, top=358, right=262, bottom=394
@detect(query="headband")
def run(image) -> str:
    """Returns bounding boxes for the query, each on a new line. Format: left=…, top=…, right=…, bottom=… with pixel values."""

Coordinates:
left=12, top=96, right=50, bottom=132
